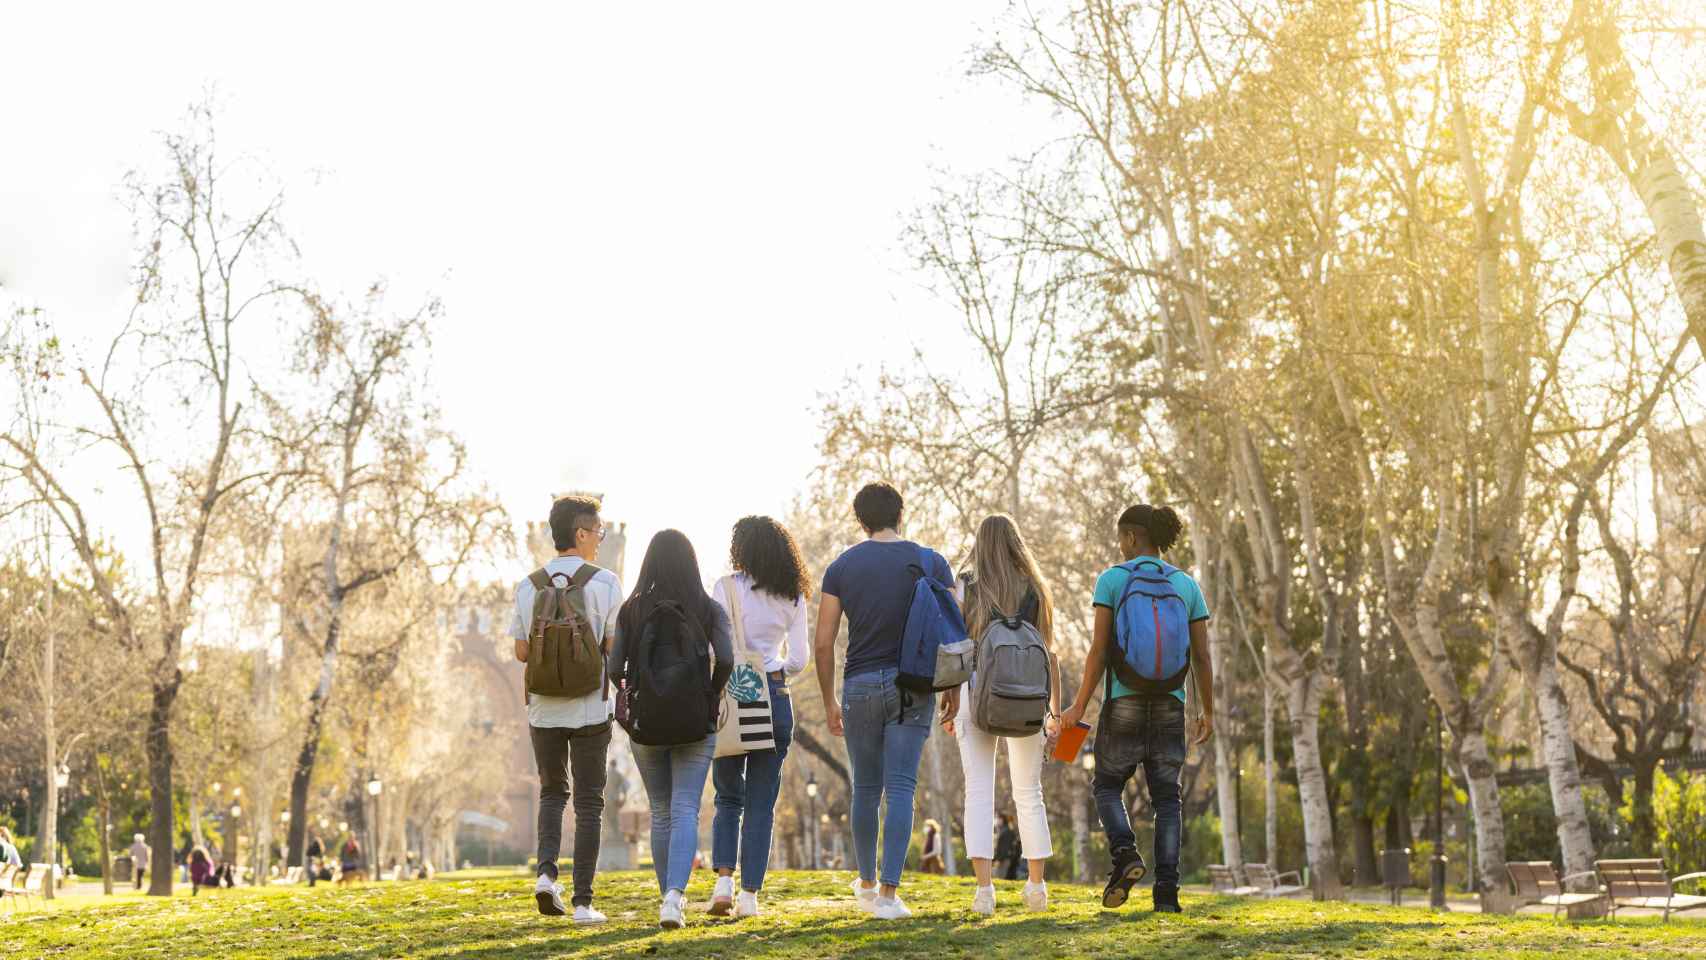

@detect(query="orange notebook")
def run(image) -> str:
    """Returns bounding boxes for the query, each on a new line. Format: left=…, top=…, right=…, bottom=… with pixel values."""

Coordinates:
left=1052, top=720, right=1092, bottom=764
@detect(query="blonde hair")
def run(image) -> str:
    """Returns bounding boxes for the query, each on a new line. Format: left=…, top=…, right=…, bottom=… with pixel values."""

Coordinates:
left=964, top=514, right=1055, bottom=646
left=0, top=827, right=11, bottom=844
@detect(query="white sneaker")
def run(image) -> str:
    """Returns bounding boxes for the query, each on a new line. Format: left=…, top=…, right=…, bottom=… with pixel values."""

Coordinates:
left=573, top=904, right=607, bottom=925
left=850, top=877, right=879, bottom=912
left=1023, top=880, right=1049, bottom=912
left=736, top=890, right=760, bottom=918
left=710, top=875, right=735, bottom=916
left=533, top=874, right=566, bottom=917
left=972, top=884, right=995, bottom=916
left=873, top=895, right=912, bottom=920
left=659, top=889, right=685, bottom=930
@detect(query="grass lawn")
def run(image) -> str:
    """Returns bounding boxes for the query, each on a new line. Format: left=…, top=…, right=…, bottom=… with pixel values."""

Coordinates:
left=11, top=869, right=1706, bottom=959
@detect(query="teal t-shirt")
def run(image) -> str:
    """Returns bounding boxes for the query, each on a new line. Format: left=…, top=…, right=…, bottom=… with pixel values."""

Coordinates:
left=1092, top=557, right=1209, bottom=702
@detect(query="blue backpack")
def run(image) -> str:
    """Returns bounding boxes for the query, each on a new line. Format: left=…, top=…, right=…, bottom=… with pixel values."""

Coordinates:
left=897, top=546, right=968, bottom=693
left=1111, top=560, right=1192, bottom=695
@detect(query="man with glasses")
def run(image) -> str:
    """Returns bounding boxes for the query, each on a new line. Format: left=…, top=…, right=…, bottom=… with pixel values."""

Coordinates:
left=511, top=495, right=624, bottom=923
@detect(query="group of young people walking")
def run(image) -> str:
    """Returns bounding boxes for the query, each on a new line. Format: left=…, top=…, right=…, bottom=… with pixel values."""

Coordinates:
left=511, top=482, right=1214, bottom=931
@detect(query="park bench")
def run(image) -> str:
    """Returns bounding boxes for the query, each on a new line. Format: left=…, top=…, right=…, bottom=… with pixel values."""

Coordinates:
left=1596, top=859, right=1706, bottom=922
left=1, top=863, right=43, bottom=914
left=1504, top=861, right=1607, bottom=919
left=1245, top=863, right=1308, bottom=898
left=1207, top=864, right=1260, bottom=896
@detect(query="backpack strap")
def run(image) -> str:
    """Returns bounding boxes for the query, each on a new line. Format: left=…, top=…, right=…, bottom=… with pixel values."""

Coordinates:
left=527, top=568, right=552, bottom=591
left=569, top=562, right=602, bottom=589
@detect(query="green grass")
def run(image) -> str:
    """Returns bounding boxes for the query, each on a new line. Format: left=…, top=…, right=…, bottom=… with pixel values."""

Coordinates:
left=12, top=869, right=1706, bottom=958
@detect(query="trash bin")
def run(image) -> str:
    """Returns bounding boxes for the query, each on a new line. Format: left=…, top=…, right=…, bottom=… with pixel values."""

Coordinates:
left=115, top=854, right=134, bottom=883
left=1381, top=848, right=1411, bottom=906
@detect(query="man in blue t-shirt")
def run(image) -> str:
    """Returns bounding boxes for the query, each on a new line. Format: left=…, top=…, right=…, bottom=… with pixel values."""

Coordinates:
left=1061, top=503, right=1215, bottom=915
left=814, top=481, right=955, bottom=922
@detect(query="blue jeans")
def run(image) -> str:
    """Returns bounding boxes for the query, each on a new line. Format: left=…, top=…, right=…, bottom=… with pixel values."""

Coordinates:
left=841, top=667, right=933, bottom=888
left=712, top=675, right=795, bottom=892
left=1092, top=695, right=1185, bottom=887
left=631, top=733, right=716, bottom=895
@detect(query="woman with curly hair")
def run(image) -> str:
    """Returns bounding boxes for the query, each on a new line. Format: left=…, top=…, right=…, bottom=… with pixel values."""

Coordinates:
left=707, top=515, right=812, bottom=918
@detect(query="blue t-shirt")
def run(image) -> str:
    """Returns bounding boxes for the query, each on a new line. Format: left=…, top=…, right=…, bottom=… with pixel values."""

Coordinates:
left=1092, top=556, right=1210, bottom=702
left=822, top=539, right=952, bottom=679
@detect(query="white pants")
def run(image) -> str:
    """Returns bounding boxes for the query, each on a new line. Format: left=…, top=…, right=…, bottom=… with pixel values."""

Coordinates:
left=955, top=687, right=1052, bottom=862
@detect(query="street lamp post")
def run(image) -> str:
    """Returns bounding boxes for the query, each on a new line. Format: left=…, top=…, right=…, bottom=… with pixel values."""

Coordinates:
left=367, top=775, right=384, bottom=880
left=1430, top=702, right=1447, bottom=910
left=805, top=772, right=819, bottom=870
left=230, top=803, right=243, bottom=882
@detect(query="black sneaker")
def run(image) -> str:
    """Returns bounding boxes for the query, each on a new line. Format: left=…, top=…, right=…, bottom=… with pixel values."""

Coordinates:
left=1102, top=849, right=1148, bottom=908
left=1153, top=883, right=1181, bottom=913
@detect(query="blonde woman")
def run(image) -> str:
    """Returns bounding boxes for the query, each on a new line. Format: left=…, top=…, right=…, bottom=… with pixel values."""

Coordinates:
left=943, top=514, right=1061, bottom=916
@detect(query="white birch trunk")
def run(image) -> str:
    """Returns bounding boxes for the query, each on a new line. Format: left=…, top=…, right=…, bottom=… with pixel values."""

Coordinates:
left=1272, top=649, right=1343, bottom=899
left=926, top=733, right=957, bottom=876
left=1529, top=653, right=1596, bottom=884
left=1262, top=678, right=1277, bottom=868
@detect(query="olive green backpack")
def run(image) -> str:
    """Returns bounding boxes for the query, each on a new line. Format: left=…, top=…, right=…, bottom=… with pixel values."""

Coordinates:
left=524, top=563, right=606, bottom=701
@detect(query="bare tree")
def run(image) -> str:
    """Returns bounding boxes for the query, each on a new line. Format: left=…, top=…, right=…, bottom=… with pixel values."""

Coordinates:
left=0, top=104, right=289, bottom=894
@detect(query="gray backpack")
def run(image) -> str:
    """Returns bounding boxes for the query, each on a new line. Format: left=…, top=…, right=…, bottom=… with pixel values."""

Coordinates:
left=972, top=590, right=1052, bottom=737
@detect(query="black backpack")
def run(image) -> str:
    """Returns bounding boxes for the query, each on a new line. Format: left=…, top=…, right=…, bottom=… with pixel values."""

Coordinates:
left=617, top=598, right=715, bottom=746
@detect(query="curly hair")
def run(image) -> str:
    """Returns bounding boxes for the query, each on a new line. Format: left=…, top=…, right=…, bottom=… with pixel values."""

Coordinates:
left=730, top=515, right=813, bottom=602
left=1118, top=504, right=1184, bottom=553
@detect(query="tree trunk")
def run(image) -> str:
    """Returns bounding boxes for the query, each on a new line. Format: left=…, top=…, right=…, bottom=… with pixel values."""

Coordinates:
left=99, top=794, right=113, bottom=896
left=1262, top=678, right=1278, bottom=866
left=1457, top=730, right=1513, bottom=912
left=146, top=673, right=180, bottom=896
left=1577, top=8, right=1706, bottom=360
left=925, top=733, right=957, bottom=876
left=1630, top=761, right=1657, bottom=855
left=1277, top=664, right=1343, bottom=899
left=1352, top=814, right=1377, bottom=887
left=1208, top=618, right=1246, bottom=882
left=40, top=584, right=57, bottom=901
left=1073, top=776, right=1092, bottom=883
left=285, top=692, right=331, bottom=868
left=1526, top=654, right=1596, bottom=885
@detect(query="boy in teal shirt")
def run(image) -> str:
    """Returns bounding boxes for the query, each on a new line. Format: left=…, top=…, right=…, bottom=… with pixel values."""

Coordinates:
left=1061, top=504, right=1214, bottom=913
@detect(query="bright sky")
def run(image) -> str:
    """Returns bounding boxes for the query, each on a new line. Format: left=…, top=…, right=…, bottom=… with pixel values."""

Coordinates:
left=0, top=2, right=1064, bottom=586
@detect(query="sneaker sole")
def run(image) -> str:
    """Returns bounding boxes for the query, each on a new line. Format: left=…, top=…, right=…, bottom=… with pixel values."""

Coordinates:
left=709, top=897, right=733, bottom=917
left=1101, top=860, right=1148, bottom=909
left=573, top=915, right=608, bottom=925
left=535, top=892, right=566, bottom=917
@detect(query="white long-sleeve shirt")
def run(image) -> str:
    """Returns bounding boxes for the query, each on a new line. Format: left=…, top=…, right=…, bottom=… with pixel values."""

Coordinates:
left=711, top=572, right=809, bottom=680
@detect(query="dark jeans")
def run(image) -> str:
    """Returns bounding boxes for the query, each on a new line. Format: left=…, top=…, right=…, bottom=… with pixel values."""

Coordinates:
left=712, top=675, right=795, bottom=892
left=1092, top=695, right=1185, bottom=888
left=530, top=720, right=612, bottom=906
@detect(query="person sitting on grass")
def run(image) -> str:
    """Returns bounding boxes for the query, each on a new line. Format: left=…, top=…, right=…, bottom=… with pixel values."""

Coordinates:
left=1059, top=504, right=1214, bottom=914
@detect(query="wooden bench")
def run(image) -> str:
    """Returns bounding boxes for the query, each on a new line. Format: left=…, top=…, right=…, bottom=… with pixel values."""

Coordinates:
left=1596, top=858, right=1706, bottom=922
left=1246, top=862, right=1308, bottom=898
left=1207, top=864, right=1261, bottom=896
left=1504, top=861, right=1607, bottom=919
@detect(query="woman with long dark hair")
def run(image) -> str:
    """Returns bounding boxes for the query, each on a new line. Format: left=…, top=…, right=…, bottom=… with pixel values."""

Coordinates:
left=610, top=529, right=733, bottom=929
left=707, top=516, right=812, bottom=918
left=945, top=513, right=1061, bottom=915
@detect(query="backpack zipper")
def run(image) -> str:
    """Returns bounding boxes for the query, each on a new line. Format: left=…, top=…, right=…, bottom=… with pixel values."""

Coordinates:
left=1151, top=599, right=1163, bottom=679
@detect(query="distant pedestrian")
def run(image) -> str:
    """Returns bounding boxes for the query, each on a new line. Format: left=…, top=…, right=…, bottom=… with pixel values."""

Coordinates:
left=189, top=847, right=214, bottom=895
left=129, top=833, right=151, bottom=891
left=306, top=833, right=324, bottom=887
left=994, top=815, right=1019, bottom=880
left=920, top=820, right=945, bottom=874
